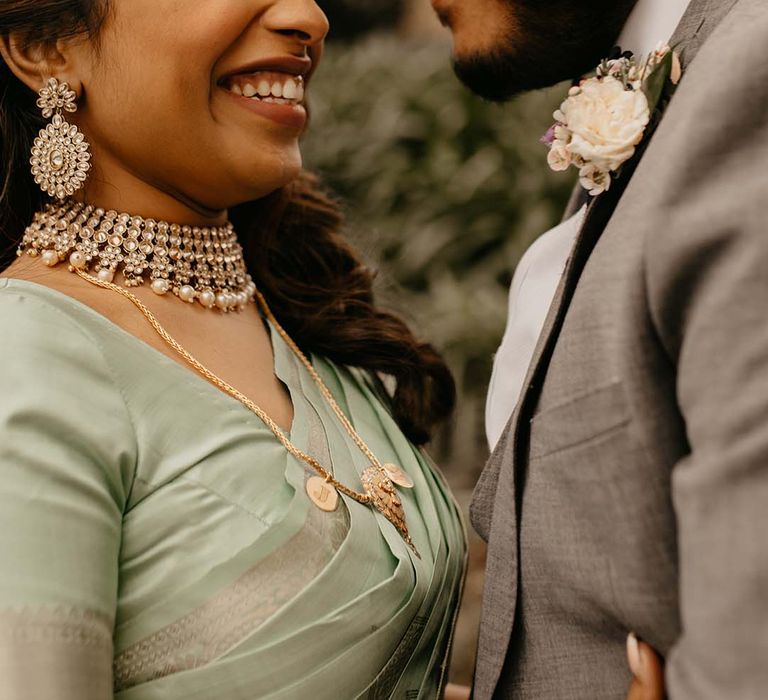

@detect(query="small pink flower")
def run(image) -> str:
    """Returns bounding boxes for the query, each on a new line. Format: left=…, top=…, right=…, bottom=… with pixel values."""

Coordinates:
left=540, top=125, right=557, bottom=146
left=547, top=141, right=572, bottom=172
left=578, top=163, right=611, bottom=196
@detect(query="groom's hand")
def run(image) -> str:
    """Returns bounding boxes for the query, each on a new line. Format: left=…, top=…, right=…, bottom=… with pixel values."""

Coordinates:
left=444, top=683, right=471, bottom=699
left=626, top=634, right=665, bottom=700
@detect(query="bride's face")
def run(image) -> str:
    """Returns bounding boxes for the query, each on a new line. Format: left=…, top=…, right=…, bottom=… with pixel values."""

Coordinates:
left=73, top=0, right=328, bottom=211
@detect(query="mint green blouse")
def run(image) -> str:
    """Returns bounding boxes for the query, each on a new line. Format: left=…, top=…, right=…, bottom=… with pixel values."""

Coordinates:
left=0, top=278, right=466, bottom=700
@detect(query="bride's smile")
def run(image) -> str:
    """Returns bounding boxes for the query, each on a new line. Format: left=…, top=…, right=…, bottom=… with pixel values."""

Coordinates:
left=218, top=62, right=310, bottom=130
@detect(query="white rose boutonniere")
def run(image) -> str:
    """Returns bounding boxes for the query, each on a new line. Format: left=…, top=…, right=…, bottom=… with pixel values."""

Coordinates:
left=543, top=45, right=682, bottom=196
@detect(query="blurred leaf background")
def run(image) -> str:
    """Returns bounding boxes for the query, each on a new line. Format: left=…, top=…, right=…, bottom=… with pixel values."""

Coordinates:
left=304, top=0, right=575, bottom=684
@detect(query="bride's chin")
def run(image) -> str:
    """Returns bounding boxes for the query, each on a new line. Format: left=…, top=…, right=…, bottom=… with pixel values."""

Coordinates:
left=248, top=159, right=303, bottom=195
left=178, top=148, right=303, bottom=210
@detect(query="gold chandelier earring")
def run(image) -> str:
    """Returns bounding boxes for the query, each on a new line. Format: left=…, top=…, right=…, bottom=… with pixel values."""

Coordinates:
left=30, top=77, right=92, bottom=200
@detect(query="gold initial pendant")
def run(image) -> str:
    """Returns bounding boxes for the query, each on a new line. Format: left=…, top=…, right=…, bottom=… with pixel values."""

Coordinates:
left=306, top=476, right=339, bottom=512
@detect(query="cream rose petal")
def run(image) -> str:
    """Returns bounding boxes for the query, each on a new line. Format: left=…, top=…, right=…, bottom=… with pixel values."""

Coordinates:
left=560, top=76, right=650, bottom=174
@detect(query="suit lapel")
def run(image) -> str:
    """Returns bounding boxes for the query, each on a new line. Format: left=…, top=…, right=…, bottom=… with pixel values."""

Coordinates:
left=671, top=0, right=741, bottom=68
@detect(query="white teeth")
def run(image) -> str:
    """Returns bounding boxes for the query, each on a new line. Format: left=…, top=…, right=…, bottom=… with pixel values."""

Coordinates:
left=228, top=74, right=305, bottom=102
left=262, top=96, right=294, bottom=105
left=283, top=79, right=298, bottom=100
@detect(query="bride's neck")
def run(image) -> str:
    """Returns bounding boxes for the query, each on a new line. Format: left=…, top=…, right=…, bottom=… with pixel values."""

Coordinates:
left=76, top=159, right=229, bottom=228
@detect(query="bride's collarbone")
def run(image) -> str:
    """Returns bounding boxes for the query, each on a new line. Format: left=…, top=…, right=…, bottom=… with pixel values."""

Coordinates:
left=110, top=294, right=295, bottom=430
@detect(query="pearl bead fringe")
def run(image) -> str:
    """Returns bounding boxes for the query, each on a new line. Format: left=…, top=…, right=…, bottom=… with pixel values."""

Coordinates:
left=19, top=200, right=256, bottom=312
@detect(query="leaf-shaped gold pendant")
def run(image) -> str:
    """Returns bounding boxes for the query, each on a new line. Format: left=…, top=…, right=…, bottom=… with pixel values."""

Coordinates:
left=361, top=466, right=421, bottom=559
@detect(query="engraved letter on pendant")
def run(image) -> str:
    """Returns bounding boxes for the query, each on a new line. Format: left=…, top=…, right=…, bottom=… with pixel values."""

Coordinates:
left=306, top=476, right=339, bottom=512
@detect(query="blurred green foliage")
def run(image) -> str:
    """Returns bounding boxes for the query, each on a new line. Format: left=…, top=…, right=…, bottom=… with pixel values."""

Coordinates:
left=303, top=37, right=575, bottom=456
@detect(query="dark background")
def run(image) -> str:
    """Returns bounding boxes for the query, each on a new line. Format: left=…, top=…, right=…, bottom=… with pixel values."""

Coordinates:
left=320, top=0, right=405, bottom=40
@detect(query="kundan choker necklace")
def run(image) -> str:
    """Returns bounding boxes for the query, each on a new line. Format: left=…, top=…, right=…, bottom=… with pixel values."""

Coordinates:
left=18, top=199, right=421, bottom=557
left=18, top=199, right=256, bottom=312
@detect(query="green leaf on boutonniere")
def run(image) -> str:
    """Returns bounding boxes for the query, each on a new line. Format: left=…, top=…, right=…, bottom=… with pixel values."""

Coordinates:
left=642, top=50, right=673, bottom=112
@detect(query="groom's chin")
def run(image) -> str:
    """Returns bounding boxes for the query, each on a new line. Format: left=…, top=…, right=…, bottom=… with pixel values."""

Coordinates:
left=453, top=48, right=557, bottom=103
left=452, top=44, right=603, bottom=102
left=453, top=55, right=524, bottom=103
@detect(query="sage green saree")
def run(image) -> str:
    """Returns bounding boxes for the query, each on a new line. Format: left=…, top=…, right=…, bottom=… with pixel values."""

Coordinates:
left=0, top=279, right=467, bottom=699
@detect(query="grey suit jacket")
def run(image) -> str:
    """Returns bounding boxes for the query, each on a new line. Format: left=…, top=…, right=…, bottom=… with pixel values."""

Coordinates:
left=470, top=0, right=768, bottom=698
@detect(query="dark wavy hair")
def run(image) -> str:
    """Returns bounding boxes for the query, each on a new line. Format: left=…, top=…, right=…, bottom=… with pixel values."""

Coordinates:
left=0, top=0, right=455, bottom=445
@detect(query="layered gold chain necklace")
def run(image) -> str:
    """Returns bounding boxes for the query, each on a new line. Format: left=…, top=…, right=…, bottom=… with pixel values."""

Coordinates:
left=19, top=201, right=420, bottom=558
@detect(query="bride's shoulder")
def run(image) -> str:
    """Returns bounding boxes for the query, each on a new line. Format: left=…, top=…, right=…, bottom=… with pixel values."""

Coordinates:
left=0, top=275, right=93, bottom=334
left=0, top=255, right=119, bottom=335
left=0, top=270, right=113, bottom=380
left=0, top=273, right=134, bottom=437
left=0, top=270, right=137, bottom=497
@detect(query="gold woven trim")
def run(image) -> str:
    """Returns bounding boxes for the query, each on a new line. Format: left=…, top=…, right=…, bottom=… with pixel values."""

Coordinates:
left=0, top=605, right=113, bottom=647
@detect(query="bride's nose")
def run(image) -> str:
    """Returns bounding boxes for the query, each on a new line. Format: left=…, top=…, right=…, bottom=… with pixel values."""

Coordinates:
left=264, top=0, right=330, bottom=47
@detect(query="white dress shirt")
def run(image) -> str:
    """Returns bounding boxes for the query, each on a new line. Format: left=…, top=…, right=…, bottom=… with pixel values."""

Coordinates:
left=485, top=0, right=692, bottom=451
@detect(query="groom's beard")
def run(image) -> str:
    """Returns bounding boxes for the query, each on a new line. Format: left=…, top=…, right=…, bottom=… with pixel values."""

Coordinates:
left=454, top=0, right=638, bottom=102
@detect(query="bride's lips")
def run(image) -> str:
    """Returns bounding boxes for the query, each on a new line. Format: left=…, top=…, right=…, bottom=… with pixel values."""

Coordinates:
left=221, top=89, right=308, bottom=129
left=218, top=55, right=312, bottom=130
